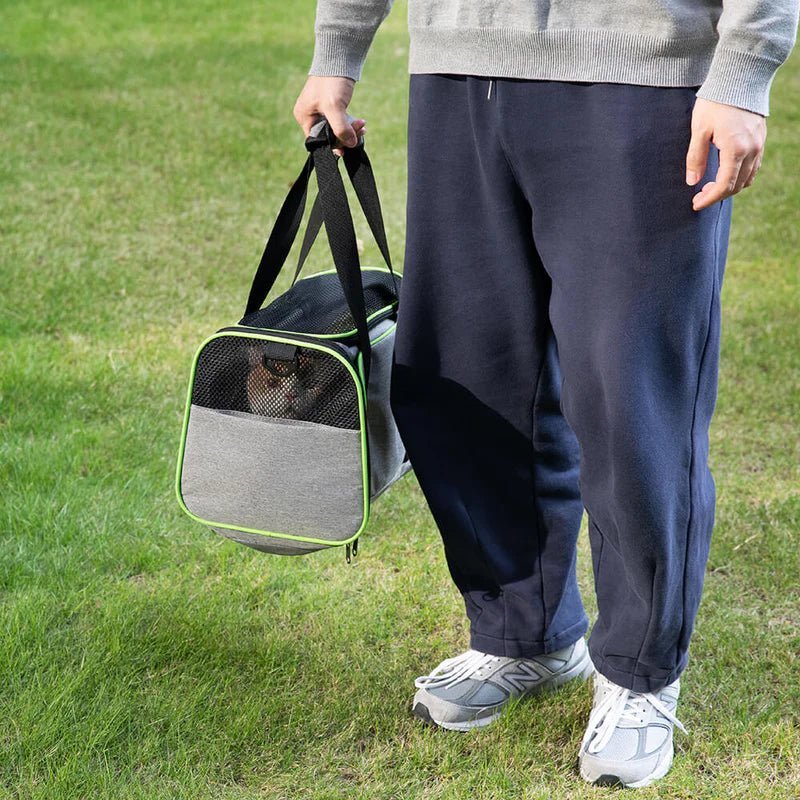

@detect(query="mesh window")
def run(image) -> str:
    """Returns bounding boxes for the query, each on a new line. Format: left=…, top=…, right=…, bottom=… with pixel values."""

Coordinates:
left=241, top=269, right=398, bottom=336
left=192, top=336, right=360, bottom=430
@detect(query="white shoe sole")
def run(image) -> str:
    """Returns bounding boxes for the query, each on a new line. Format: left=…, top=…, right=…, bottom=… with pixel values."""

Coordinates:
left=414, top=645, right=595, bottom=732
left=579, top=743, right=674, bottom=788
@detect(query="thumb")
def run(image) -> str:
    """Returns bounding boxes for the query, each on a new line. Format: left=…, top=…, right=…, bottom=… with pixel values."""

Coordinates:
left=325, top=106, right=358, bottom=149
left=686, top=128, right=710, bottom=186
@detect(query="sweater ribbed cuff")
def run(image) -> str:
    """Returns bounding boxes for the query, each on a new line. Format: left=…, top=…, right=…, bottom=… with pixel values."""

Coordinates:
left=309, top=30, right=373, bottom=81
left=696, top=47, right=782, bottom=116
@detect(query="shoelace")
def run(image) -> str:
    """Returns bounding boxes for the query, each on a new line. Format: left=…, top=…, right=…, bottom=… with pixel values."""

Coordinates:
left=414, top=650, right=503, bottom=690
left=582, top=676, right=687, bottom=755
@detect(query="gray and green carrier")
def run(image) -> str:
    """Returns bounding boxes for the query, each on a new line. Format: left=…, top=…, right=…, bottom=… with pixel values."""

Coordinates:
left=176, top=121, right=411, bottom=557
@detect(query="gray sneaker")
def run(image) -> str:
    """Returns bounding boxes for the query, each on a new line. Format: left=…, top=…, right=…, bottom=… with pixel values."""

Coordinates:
left=412, top=638, right=593, bottom=731
left=579, top=671, right=686, bottom=788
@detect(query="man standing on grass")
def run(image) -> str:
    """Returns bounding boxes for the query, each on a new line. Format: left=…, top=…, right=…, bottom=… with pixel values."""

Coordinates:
left=293, top=0, right=798, bottom=788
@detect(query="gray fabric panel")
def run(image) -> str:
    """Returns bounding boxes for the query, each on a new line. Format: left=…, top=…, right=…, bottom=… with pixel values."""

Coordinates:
left=365, top=318, right=413, bottom=499
left=181, top=404, right=364, bottom=542
left=212, top=526, right=326, bottom=555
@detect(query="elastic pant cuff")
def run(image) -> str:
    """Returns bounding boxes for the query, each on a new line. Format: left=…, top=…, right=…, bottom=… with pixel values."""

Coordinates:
left=588, top=646, right=687, bottom=693
left=470, top=616, right=589, bottom=659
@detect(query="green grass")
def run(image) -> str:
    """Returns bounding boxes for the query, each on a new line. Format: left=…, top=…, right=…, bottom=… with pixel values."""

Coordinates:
left=1, top=2, right=798, bottom=797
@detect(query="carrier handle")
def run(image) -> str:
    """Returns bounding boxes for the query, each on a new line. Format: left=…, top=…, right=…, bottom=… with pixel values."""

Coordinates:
left=244, top=154, right=314, bottom=318
left=292, top=143, right=398, bottom=295
left=246, top=119, right=397, bottom=308
left=304, top=121, right=374, bottom=382
left=243, top=119, right=378, bottom=382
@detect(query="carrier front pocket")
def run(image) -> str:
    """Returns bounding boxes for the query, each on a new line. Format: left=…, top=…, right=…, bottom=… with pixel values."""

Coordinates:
left=181, top=407, right=364, bottom=541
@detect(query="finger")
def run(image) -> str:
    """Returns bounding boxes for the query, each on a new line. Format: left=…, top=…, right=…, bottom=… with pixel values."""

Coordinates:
left=302, top=113, right=323, bottom=138
left=692, top=149, right=743, bottom=211
left=743, top=156, right=762, bottom=189
left=686, top=129, right=711, bottom=186
left=734, top=151, right=758, bottom=194
left=324, top=105, right=358, bottom=148
left=293, top=100, right=320, bottom=137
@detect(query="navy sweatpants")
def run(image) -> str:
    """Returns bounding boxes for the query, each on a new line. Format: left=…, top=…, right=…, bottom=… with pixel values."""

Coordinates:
left=390, top=75, right=732, bottom=693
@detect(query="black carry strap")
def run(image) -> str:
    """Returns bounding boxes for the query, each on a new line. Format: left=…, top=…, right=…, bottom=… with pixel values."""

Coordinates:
left=343, top=146, right=397, bottom=287
left=244, top=155, right=314, bottom=317
left=308, top=126, right=373, bottom=381
left=292, top=193, right=324, bottom=286
left=292, top=146, right=399, bottom=297
left=244, top=120, right=389, bottom=383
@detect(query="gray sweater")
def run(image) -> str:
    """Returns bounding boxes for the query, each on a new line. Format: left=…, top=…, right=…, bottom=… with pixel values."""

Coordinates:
left=309, top=0, right=799, bottom=115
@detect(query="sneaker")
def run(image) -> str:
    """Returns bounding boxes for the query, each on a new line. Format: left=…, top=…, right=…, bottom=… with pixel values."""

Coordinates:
left=579, top=671, right=686, bottom=788
left=412, top=638, right=593, bottom=731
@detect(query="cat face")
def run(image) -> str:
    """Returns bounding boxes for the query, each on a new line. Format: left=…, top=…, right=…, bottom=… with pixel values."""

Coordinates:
left=246, top=347, right=298, bottom=417
left=245, top=346, right=341, bottom=420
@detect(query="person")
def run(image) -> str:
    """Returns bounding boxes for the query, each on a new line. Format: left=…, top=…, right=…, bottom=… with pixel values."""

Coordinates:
left=293, top=0, right=798, bottom=788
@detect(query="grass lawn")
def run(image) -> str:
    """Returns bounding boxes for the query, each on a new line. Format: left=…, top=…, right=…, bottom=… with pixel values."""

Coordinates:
left=1, top=1, right=798, bottom=797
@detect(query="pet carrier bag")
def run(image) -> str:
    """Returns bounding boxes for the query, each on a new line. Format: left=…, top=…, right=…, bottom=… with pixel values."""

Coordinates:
left=176, top=120, right=410, bottom=557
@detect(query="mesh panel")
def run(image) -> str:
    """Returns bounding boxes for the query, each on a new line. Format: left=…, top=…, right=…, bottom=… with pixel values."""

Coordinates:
left=192, top=336, right=359, bottom=430
left=241, top=269, right=398, bottom=335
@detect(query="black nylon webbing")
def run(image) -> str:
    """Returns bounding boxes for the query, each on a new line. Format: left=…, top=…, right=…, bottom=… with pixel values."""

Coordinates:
left=245, top=155, right=313, bottom=317
left=292, top=145, right=397, bottom=296
left=292, top=193, right=323, bottom=286
left=243, top=121, right=396, bottom=383
left=342, top=147, right=399, bottom=296
left=309, top=141, right=372, bottom=382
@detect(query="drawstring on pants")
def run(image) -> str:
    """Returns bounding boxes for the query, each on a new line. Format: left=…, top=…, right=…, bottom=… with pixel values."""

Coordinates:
left=487, top=79, right=494, bottom=101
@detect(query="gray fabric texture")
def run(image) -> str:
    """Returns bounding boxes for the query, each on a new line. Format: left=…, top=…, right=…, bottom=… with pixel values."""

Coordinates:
left=364, top=318, right=412, bottom=499
left=212, top=526, right=326, bottom=554
left=309, top=0, right=799, bottom=115
left=181, top=404, right=364, bottom=543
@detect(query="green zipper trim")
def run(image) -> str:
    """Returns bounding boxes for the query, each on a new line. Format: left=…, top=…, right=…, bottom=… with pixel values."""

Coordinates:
left=246, top=304, right=397, bottom=342
left=370, top=323, right=396, bottom=346
left=175, top=330, right=371, bottom=548
left=298, top=265, right=400, bottom=282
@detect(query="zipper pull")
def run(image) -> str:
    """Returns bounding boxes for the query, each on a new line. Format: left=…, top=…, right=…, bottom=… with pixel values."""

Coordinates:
left=345, top=539, right=360, bottom=564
